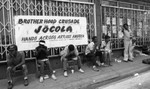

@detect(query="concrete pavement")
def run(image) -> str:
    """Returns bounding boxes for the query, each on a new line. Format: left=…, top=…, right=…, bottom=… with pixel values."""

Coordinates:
left=0, top=55, right=150, bottom=89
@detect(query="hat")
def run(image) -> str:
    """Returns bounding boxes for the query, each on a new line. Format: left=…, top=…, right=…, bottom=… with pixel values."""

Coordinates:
left=8, top=44, right=17, bottom=51
left=39, top=40, right=45, bottom=45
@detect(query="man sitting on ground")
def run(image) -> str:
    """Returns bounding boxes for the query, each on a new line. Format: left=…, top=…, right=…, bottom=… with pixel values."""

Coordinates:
left=6, top=44, right=29, bottom=89
left=60, top=44, right=84, bottom=77
left=35, top=40, right=57, bottom=83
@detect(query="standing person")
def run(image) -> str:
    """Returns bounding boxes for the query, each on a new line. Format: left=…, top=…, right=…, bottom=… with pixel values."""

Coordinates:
left=100, top=35, right=112, bottom=66
left=122, top=23, right=133, bottom=62
left=35, top=40, right=57, bottom=83
left=6, top=44, right=29, bottom=89
left=85, top=36, right=102, bottom=71
left=60, top=44, right=84, bottom=77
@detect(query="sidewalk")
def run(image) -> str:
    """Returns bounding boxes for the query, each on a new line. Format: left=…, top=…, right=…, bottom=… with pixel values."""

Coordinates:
left=1, top=55, right=150, bottom=89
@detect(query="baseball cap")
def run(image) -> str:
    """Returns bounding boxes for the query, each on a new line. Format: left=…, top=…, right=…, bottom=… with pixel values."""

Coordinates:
left=8, top=44, right=17, bottom=51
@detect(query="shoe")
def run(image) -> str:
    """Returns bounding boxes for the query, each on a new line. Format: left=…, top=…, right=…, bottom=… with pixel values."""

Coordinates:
left=78, top=68, right=84, bottom=73
left=109, top=64, right=112, bottom=66
left=64, top=71, right=68, bottom=77
left=71, top=69, right=74, bottom=74
left=8, top=81, right=13, bottom=89
left=101, top=63, right=108, bottom=67
left=128, top=59, right=133, bottom=62
left=96, top=61, right=101, bottom=66
left=44, top=75, right=49, bottom=80
left=51, top=74, right=57, bottom=80
left=24, top=79, right=29, bottom=86
left=93, top=66, right=99, bottom=71
left=123, top=60, right=128, bottom=62
left=39, top=76, right=44, bottom=83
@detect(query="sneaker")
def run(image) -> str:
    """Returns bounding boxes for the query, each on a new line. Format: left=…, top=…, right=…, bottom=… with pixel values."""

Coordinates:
left=123, top=60, right=128, bottom=62
left=71, top=69, right=74, bottom=74
left=93, top=66, right=99, bottom=71
left=96, top=61, right=101, bottom=66
left=78, top=68, right=84, bottom=73
left=44, top=75, right=49, bottom=80
left=101, top=63, right=108, bottom=67
left=8, top=81, right=13, bottom=89
left=24, top=79, right=29, bottom=86
left=64, top=71, right=68, bottom=77
left=51, top=74, right=57, bottom=80
left=39, top=76, right=44, bottom=83
left=128, top=59, right=133, bottom=62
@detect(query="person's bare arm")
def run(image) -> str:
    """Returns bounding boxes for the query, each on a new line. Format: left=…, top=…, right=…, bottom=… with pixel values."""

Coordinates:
left=14, top=52, right=25, bottom=68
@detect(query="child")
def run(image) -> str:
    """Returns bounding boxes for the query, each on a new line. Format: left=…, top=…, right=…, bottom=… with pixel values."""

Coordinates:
left=100, top=35, right=112, bottom=66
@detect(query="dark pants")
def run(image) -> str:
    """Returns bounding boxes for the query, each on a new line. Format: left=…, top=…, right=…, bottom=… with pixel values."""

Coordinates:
left=37, top=59, right=53, bottom=77
left=86, top=51, right=104, bottom=66
left=104, top=51, right=111, bottom=65
left=62, top=56, right=82, bottom=71
left=7, top=64, right=28, bottom=82
left=95, top=51, right=105, bottom=63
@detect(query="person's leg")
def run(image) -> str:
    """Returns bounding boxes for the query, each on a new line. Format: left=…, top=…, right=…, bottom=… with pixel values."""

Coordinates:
left=87, top=53, right=97, bottom=66
left=86, top=53, right=99, bottom=71
left=7, top=66, right=13, bottom=89
left=107, top=51, right=112, bottom=66
left=104, top=52, right=108, bottom=64
left=45, top=60, right=53, bottom=75
left=37, top=60, right=45, bottom=82
left=76, top=56, right=82, bottom=69
left=76, top=56, right=84, bottom=73
left=62, top=58, right=68, bottom=71
left=22, top=64, right=29, bottom=86
left=129, top=40, right=133, bottom=61
left=124, top=40, right=130, bottom=61
left=22, top=64, right=28, bottom=79
left=62, top=58, right=68, bottom=77
left=38, top=60, right=45, bottom=77
left=96, top=51, right=104, bottom=63
left=7, top=66, right=13, bottom=82
left=45, top=60, right=57, bottom=80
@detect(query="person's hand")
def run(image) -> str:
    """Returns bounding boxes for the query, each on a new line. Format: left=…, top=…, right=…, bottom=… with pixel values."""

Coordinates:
left=13, top=67, right=17, bottom=72
left=94, top=42, right=98, bottom=47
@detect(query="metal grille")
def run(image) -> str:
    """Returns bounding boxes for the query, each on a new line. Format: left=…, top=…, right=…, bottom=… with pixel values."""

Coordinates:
left=102, top=0, right=150, bottom=50
left=0, top=0, right=95, bottom=61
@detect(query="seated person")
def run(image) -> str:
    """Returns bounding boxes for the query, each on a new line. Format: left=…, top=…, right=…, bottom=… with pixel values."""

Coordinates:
left=100, top=35, right=112, bottom=66
left=35, top=40, right=57, bottom=83
left=130, top=37, right=136, bottom=59
left=60, top=44, right=84, bottom=77
left=6, top=44, right=29, bottom=89
left=85, top=36, right=104, bottom=71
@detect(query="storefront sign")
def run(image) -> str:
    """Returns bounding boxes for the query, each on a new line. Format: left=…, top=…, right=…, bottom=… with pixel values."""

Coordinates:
left=14, top=16, right=88, bottom=51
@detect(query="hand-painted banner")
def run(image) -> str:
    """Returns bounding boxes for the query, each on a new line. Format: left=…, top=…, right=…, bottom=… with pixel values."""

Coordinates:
left=14, top=16, right=88, bottom=51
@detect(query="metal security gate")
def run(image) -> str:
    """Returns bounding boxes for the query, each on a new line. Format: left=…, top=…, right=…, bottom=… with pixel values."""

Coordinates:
left=101, top=0, right=150, bottom=50
left=0, top=0, right=95, bottom=61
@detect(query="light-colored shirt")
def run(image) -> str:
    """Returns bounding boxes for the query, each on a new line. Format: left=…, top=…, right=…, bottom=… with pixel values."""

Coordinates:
left=85, top=42, right=98, bottom=55
left=60, top=45, right=78, bottom=60
left=123, top=29, right=132, bottom=41
left=101, top=41, right=111, bottom=52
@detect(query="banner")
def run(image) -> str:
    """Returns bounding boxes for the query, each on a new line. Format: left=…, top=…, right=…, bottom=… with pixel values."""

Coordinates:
left=14, top=16, right=88, bottom=51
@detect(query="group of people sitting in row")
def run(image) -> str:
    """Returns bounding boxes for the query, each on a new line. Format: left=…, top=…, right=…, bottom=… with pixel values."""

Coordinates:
left=6, top=35, right=112, bottom=89
left=6, top=23, right=137, bottom=89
